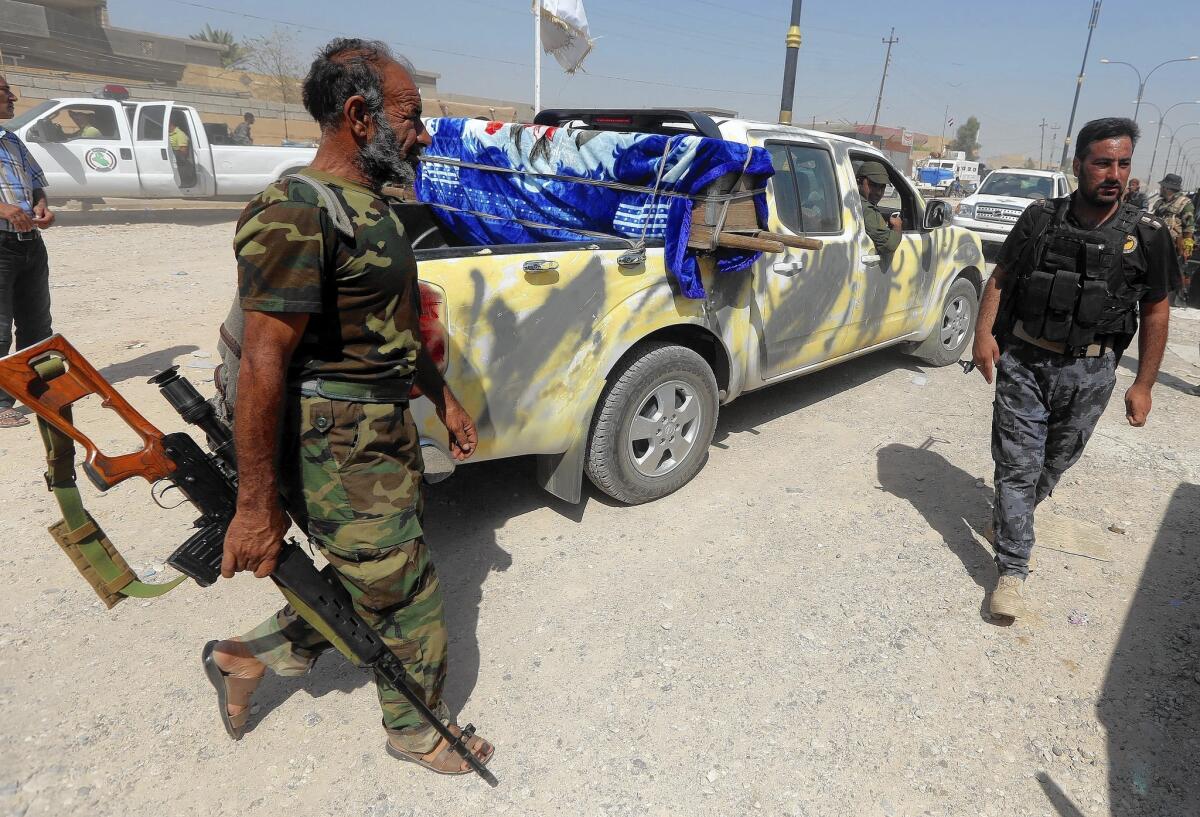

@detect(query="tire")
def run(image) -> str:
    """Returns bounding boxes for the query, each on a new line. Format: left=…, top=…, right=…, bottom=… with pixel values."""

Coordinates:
left=585, top=342, right=719, bottom=505
left=910, top=277, right=978, bottom=366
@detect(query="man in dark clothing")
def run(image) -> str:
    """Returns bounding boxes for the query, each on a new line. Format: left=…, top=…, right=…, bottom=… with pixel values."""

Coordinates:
left=971, top=117, right=1171, bottom=621
left=1122, top=177, right=1147, bottom=210
left=231, top=112, right=255, bottom=146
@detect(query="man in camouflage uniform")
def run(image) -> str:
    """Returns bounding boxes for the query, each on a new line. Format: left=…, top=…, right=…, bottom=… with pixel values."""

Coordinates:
left=204, top=38, right=494, bottom=775
left=1150, top=173, right=1194, bottom=305
left=972, top=118, right=1171, bottom=621
left=855, top=160, right=902, bottom=256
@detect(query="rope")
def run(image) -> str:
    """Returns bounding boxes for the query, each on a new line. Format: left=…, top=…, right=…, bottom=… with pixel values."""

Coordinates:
left=635, top=135, right=681, bottom=252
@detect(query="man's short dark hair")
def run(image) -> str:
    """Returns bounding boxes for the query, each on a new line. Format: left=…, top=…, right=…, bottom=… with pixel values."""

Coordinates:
left=1074, top=117, right=1140, bottom=161
left=302, top=38, right=415, bottom=131
left=244, top=112, right=255, bottom=122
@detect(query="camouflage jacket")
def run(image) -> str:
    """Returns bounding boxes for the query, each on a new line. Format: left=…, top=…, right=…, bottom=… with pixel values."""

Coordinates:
left=1151, top=192, right=1195, bottom=242
left=234, top=168, right=422, bottom=385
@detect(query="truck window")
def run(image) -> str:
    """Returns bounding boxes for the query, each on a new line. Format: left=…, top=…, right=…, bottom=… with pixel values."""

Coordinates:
left=766, top=143, right=842, bottom=235
left=36, top=104, right=120, bottom=142
left=137, top=105, right=166, bottom=141
left=787, top=145, right=841, bottom=233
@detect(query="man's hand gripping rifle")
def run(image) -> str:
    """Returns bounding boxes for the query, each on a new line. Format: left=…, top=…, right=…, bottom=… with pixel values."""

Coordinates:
left=0, top=335, right=497, bottom=787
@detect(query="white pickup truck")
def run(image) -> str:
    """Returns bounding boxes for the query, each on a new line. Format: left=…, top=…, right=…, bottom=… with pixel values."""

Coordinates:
left=952, top=168, right=1075, bottom=248
left=8, top=95, right=315, bottom=202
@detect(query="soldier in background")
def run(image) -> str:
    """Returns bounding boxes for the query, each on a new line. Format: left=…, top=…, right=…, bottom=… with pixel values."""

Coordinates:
left=1122, top=177, right=1147, bottom=210
left=971, top=118, right=1171, bottom=621
left=231, top=112, right=255, bottom=146
left=1150, top=173, right=1194, bottom=305
left=204, top=38, right=494, bottom=775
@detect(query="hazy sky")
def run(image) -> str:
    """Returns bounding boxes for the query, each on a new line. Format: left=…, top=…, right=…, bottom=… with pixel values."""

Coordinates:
left=112, top=0, right=1200, bottom=179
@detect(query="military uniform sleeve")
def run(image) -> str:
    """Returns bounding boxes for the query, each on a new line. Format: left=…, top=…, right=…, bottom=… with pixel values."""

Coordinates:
left=1181, top=200, right=1195, bottom=237
left=862, top=205, right=900, bottom=254
left=1138, top=221, right=1174, bottom=304
left=994, top=204, right=1040, bottom=271
left=236, top=200, right=326, bottom=313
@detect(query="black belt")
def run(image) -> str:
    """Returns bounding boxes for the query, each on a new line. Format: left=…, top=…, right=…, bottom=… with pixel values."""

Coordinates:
left=0, top=230, right=40, bottom=243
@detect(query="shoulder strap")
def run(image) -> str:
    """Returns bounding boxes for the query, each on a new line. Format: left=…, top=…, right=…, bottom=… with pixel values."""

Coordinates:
left=283, top=174, right=356, bottom=239
left=1110, top=201, right=1141, bottom=238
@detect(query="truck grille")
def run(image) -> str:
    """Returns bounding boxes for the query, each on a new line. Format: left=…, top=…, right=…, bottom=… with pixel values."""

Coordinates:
left=976, top=204, right=1023, bottom=225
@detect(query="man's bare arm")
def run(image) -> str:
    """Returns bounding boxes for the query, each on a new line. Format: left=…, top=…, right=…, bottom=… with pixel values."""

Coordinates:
left=415, top=348, right=477, bottom=461
left=1124, top=297, right=1169, bottom=427
left=971, top=265, right=1008, bottom=384
left=221, top=310, right=308, bottom=578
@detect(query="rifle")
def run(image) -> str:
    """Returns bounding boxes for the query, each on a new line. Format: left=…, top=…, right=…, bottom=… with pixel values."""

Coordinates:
left=0, top=335, right=497, bottom=787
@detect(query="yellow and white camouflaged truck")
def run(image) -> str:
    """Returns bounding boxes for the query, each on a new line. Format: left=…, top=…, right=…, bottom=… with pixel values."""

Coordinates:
left=403, top=110, right=985, bottom=504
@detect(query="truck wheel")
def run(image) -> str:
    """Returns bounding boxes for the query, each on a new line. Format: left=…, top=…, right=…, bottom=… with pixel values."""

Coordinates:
left=909, top=277, right=978, bottom=367
left=586, top=342, right=719, bottom=505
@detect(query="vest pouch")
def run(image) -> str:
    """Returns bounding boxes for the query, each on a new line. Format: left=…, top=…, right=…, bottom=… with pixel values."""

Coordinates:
left=1016, top=270, right=1056, bottom=337
left=1041, top=271, right=1081, bottom=343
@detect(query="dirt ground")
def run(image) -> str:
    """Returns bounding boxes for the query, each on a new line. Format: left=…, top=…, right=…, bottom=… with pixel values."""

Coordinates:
left=1, top=216, right=1198, bottom=817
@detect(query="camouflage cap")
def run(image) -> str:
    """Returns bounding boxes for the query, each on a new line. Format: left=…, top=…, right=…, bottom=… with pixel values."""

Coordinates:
left=1159, top=173, right=1183, bottom=190
left=856, top=161, right=890, bottom=185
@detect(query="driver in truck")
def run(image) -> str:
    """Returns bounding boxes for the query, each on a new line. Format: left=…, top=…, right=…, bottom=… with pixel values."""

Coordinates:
left=856, top=160, right=902, bottom=256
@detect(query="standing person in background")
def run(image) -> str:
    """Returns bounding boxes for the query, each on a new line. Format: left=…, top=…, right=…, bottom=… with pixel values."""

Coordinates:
left=231, top=112, right=255, bottom=146
left=0, top=74, right=56, bottom=429
left=169, top=116, right=197, bottom=187
left=1150, top=173, right=1194, bottom=305
left=1122, top=177, right=1147, bottom=210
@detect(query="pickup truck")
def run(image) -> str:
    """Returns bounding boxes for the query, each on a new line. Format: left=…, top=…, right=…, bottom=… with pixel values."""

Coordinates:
left=400, top=110, right=987, bottom=504
left=952, top=168, right=1074, bottom=248
left=7, top=95, right=315, bottom=202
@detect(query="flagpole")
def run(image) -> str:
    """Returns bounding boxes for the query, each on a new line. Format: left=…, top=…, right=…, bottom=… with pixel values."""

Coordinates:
left=533, top=0, right=542, bottom=114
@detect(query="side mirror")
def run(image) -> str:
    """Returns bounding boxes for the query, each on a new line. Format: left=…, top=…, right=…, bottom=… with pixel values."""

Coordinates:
left=923, top=199, right=951, bottom=230
left=24, top=122, right=44, bottom=143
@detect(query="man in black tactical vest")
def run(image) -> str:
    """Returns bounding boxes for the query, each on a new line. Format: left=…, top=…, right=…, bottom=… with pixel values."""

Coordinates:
left=971, top=118, right=1172, bottom=621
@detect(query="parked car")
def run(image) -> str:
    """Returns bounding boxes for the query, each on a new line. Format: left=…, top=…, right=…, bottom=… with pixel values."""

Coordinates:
left=8, top=94, right=315, bottom=201
left=952, top=168, right=1074, bottom=248
left=400, top=110, right=987, bottom=504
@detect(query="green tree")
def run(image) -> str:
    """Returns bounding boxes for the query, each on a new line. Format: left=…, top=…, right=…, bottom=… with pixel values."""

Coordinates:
left=948, top=116, right=982, bottom=160
left=190, top=24, right=251, bottom=68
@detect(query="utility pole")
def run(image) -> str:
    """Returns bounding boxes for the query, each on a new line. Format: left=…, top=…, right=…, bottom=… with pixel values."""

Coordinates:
left=1038, top=118, right=1048, bottom=169
left=778, top=0, right=804, bottom=124
left=869, top=27, right=899, bottom=137
left=1049, top=124, right=1060, bottom=170
left=939, top=104, right=950, bottom=156
left=1059, top=0, right=1102, bottom=169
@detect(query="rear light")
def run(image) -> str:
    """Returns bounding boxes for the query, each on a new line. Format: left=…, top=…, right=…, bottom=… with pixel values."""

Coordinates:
left=411, top=281, right=446, bottom=398
left=593, top=115, right=633, bottom=126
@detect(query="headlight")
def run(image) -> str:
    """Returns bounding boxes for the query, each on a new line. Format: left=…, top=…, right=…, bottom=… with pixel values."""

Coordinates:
left=956, top=203, right=975, bottom=218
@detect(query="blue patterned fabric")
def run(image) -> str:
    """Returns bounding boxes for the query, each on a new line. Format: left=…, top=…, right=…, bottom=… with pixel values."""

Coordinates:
left=0, top=127, right=48, bottom=232
left=414, top=118, right=773, bottom=299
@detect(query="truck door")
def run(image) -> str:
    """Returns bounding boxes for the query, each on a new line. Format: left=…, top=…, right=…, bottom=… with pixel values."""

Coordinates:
left=850, top=152, right=933, bottom=342
left=176, top=107, right=216, bottom=197
left=19, top=101, right=141, bottom=198
left=754, top=141, right=866, bottom=379
left=132, top=103, right=180, bottom=197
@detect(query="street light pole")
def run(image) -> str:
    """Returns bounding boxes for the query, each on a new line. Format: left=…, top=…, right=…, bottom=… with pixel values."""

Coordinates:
left=1142, top=101, right=1200, bottom=182
left=1100, top=55, right=1200, bottom=124
left=1060, top=0, right=1102, bottom=169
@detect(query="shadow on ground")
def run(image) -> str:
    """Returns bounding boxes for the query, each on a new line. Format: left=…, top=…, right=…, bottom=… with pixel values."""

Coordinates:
left=875, top=439, right=994, bottom=589
left=54, top=208, right=240, bottom=228
left=1098, top=481, right=1200, bottom=816
left=97, top=344, right=199, bottom=384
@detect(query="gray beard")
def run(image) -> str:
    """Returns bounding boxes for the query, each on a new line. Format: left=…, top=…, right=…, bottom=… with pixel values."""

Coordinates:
left=356, top=115, right=419, bottom=189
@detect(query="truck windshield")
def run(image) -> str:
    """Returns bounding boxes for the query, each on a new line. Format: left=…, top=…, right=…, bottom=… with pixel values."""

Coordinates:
left=978, top=173, right=1054, bottom=199
left=5, top=101, right=57, bottom=130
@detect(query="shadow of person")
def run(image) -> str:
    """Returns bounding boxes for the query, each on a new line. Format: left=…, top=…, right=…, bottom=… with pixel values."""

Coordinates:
left=1036, top=771, right=1088, bottom=817
left=1100, top=482, right=1200, bottom=817
left=875, top=440, right=994, bottom=591
left=97, top=344, right=199, bottom=385
left=1117, top=354, right=1199, bottom=396
left=423, top=455, right=582, bottom=718
left=241, top=655, right=370, bottom=735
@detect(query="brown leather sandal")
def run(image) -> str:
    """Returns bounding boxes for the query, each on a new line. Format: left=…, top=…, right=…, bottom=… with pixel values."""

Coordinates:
left=201, top=640, right=263, bottom=740
left=0, top=408, right=29, bottom=428
left=385, top=725, right=495, bottom=775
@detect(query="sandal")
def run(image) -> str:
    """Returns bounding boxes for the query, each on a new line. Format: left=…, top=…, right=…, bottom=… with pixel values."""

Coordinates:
left=201, top=640, right=264, bottom=740
left=386, top=724, right=494, bottom=775
left=0, top=408, right=28, bottom=428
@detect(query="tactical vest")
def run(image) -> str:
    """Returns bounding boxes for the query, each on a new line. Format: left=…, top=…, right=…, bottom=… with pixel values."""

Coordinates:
left=1010, top=198, right=1147, bottom=354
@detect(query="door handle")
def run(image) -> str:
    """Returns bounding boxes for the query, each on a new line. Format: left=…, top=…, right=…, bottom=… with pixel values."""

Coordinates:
left=161, top=148, right=168, bottom=160
left=771, top=260, right=804, bottom=275
left=522, top=259, right=559, bottom=273
left=861, top=254, right=881, bottom=265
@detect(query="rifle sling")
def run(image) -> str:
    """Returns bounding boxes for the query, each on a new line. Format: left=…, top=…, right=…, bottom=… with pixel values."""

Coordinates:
left=31, top=356, right=184, bottom=607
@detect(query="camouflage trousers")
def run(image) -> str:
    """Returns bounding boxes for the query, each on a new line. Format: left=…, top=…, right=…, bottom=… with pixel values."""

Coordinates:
left=237, top=395, right=449, bottom=753
left=991, top=339, right=1116, bottom=577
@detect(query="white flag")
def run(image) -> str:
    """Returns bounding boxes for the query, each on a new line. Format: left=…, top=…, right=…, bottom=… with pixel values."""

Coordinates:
left=538, top=0, right=595, bottom=74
